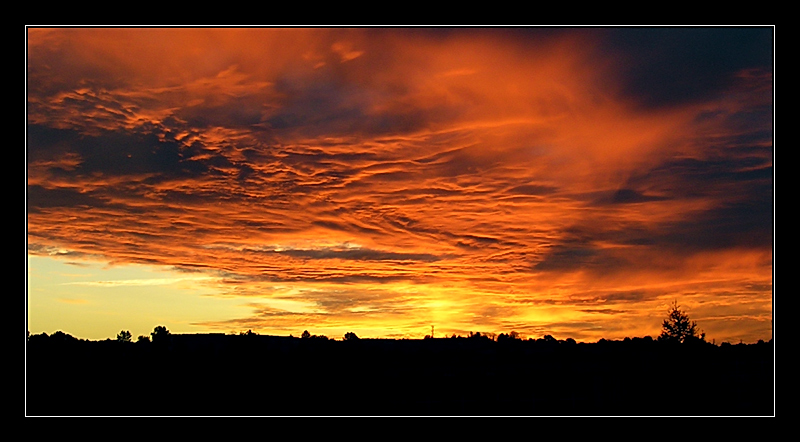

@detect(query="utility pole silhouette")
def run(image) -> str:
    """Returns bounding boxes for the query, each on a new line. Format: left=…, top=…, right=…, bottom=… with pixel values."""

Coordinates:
left=431, top=325, right=434, bottom=339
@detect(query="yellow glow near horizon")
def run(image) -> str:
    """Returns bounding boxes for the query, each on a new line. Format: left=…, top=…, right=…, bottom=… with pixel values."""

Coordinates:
left=27, top=254, right=247, bottom=340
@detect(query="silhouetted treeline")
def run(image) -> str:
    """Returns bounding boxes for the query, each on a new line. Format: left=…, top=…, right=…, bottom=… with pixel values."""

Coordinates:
left=25, top=331, right=774, bottom=416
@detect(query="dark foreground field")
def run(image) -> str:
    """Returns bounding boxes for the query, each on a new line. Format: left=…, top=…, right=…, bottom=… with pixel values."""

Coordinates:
left=26, top=334, right=774, bottom=416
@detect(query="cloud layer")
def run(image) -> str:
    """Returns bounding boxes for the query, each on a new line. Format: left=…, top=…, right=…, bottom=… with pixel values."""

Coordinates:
left=27, top=27, right=773, bottom=342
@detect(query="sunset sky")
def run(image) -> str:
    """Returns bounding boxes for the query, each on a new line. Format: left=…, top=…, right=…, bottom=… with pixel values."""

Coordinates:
left=26, top=27, right=773, bottom=343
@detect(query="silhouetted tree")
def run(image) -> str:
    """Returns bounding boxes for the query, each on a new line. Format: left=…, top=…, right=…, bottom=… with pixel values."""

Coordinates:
left=659, top=301, right=705, bottom=343
left=151, top=325, right=171, bottom=347
left=136, top=335, right=150, bottom=344
left=117, top=330, right=132, bottom=343
left=467, top=331, right=493, bottom=343
left=343, top=332, right=359, bottom=341
left=27, top=332, right=49, bottom=346
left=498, top=331, right=523, bottom=343
left=542, top=334, right=557, bottom=344
left=301, top=330, right=311, bottom=339
left=51, top=331, right=77, bottom=343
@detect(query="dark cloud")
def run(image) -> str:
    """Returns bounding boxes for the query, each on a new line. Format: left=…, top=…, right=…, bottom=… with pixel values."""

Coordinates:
left=302, top=288, right=419, bottom=315
left=658, top=198, right=773, bottom=252
left=311, top=220, right=386, bottom=237
left=265, top=71, right=393, bottom=137
left=506, top=184, right=559, bottom=196
left=600, top=27, right=773, bottom=109
left=578, top=308, right=629, bottom=315
left=263, top=273, right=419, bottom=285
left=28, top=124, right=211, bottom=180
left=591, top=188, right=670, bottom=205
left=269, top=246, right=443, bottom=263
left=534, top=245, right=606, bottom=272
left=179, top=96, right=270, bottom=130
left=625, top=155, right=772, bottom=202
left=623, top=154, right=772, bottom=253
left=27, top=243, right=94, bottom=259
left=569, top=291, right=654, bottom=304
left=27, top=125, right=82, bottom=164
left=27, top=185, right=107, bottom=212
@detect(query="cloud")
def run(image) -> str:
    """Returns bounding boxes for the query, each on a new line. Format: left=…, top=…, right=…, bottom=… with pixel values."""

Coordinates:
left=598, top=27, right=773, bottom=109
left=605, top=189, right=670, bottom=205
left=57, top=298, right=89, bottom=305
left=268, top=246, right=444, bottom=263
left=27, top=184, right=107, bottom=212
left=63, top=276, right=216, bottom=287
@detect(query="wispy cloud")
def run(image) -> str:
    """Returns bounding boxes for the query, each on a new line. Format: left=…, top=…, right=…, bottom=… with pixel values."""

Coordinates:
left=63, top=276, right=217, bottom=287
left=56, top=298, right=89, bottom=305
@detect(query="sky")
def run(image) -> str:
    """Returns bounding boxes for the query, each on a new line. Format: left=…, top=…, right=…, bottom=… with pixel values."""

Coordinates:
left=26, top=27, right=774, bottom=343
